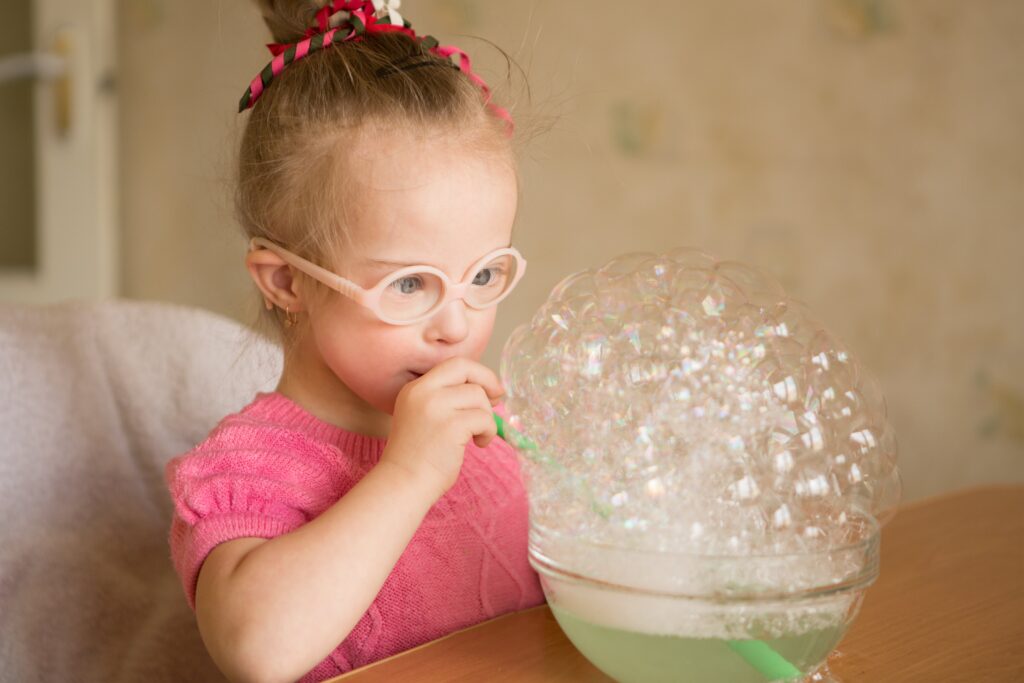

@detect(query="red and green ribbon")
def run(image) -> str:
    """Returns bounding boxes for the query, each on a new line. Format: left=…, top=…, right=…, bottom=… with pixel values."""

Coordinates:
left=238, top=0, right=512, bottom=133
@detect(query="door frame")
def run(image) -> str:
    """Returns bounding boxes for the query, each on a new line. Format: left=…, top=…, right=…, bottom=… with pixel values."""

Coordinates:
left=0, top=0, right=117, bottom=304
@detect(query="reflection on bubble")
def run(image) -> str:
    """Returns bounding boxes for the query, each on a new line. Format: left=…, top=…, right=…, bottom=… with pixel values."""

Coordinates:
left=501, top=250, right=901, bottom=557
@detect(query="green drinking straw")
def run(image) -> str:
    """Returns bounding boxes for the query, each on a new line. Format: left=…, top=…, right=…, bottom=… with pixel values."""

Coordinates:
left=726, top=641, right=803, bottom=680
left=493, top=413, right=612, bottom=519
left=493, top=412, right=803, bottom=682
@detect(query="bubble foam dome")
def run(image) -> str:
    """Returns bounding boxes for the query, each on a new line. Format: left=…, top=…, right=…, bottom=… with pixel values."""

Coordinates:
left=501, top=248, right=902, bottom=564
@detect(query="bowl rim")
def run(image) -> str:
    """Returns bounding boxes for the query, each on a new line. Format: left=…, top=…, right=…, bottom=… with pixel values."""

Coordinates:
left=528, top=514, right=881, bottom=600
left=529, top=510, right=880, bottom=561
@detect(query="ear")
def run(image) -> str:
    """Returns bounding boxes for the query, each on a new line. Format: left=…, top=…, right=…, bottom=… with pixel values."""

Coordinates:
left=245, top=247, right=307, bottom=313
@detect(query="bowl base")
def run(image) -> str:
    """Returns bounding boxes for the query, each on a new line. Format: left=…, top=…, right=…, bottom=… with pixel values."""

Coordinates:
left=804, top=657, right=845, bottom=682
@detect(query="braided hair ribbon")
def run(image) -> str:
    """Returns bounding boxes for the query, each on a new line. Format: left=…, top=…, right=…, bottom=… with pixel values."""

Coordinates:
left=238, top=0, right=512, bottom=131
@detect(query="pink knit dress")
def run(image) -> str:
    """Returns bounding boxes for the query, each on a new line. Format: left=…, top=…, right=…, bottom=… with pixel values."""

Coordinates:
left=165, top=391, right=544, bottom=681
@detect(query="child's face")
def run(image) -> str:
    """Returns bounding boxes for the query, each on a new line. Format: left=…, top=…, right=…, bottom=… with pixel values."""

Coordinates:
left=302, top=130, right=518, bottom=418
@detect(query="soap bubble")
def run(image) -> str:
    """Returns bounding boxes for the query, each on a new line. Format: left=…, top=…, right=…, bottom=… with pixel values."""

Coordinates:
left=501, top=249, right=901, bottom=560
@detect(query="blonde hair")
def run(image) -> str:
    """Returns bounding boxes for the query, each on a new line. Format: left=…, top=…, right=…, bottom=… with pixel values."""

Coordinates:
left=237, top=0, right=522, bottom=343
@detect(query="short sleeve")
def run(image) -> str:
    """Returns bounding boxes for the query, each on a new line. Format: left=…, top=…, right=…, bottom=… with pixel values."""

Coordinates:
left=165, top=429, right=334, bottom=609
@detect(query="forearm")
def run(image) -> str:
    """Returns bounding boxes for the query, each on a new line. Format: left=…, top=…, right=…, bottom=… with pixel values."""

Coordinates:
left=197, top=459, right=437, bottom=683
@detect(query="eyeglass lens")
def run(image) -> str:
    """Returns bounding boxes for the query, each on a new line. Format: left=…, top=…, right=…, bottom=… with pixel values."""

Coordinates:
left=378, top=253, right=519, bottom=321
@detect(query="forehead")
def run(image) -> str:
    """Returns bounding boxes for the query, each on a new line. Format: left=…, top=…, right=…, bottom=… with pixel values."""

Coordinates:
left=339, top=128, right=517, bottom=273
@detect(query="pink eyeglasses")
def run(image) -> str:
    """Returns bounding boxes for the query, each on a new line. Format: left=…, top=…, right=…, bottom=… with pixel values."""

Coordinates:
left=250, top=237, right=528, bottom=325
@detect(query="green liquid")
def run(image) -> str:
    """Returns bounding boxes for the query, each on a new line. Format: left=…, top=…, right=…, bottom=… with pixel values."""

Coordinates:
left=551, top=604, right=845, bottom=683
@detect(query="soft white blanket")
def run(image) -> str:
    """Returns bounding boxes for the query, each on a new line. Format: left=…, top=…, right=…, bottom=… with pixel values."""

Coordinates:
left=0, top=300, right=282, bottom=683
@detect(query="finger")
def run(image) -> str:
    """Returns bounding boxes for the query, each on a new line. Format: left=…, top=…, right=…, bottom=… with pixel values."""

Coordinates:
left=465, top=407, right=497, bottom=447
left=426, top=357, right=505, bottom=400
left=440, top=383, right=492, bottom=412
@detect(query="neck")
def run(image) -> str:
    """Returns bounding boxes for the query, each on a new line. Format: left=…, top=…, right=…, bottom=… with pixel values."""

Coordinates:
left=275, top=333, right=393, bottom=439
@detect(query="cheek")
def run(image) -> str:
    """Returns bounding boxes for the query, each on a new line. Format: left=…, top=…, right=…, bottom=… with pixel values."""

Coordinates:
left=466, top=309, right=498, bottom=358
left=333, top=333, right=404, bottom=372
left=311, top=305, right=501, bottom=413
left=311, top=310, right=413, bottom=411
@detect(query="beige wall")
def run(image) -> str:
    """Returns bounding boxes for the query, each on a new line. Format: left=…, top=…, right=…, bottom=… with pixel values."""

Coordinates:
left=118, top=0, right=1024, bottom=503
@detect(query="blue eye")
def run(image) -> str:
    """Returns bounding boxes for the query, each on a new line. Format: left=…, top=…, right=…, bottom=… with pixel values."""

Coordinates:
left=390, top=276, right=424, bottom=294
left=473, top=267, right=504, bottom=286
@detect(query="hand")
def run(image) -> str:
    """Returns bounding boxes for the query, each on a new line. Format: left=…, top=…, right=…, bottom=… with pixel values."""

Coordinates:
left=382, top=357, right=505, bottom=499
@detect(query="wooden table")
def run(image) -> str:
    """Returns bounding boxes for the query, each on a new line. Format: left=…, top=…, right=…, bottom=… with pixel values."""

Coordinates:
left=332, top=485, right=1024, bottom=682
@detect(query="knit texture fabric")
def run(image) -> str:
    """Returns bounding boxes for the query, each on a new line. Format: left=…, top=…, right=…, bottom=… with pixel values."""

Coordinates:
left=165, top=391, right=543, bottom=681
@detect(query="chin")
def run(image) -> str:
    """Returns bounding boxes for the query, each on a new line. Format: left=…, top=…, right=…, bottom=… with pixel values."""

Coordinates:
left=368, top=389, right=400, bottom=416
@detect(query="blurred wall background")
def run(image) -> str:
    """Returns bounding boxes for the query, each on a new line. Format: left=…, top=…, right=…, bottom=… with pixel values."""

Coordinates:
left=116, top=0, right=1023, bottom=503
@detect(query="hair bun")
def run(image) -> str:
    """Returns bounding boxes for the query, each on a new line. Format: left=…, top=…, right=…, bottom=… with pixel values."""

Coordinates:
left=254, top=0, right=326, bottom=44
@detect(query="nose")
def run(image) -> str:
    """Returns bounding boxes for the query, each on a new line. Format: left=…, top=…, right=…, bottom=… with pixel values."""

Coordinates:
left=424, top=297, right=470, bottom=344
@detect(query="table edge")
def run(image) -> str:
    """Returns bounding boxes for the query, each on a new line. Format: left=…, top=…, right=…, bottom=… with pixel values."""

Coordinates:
left=894, top=482, right=1023, bottom=516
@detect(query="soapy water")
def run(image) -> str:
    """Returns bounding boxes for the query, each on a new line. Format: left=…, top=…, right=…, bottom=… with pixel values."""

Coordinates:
left=549, top=603, right=845, bottom=683
left=501, top=248, right=901, bottom=566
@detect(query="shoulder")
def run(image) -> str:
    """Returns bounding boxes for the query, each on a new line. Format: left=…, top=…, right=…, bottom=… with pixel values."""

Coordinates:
left=164, top=399, right=363, bottom=523
left=167, top=410, right=335, bottom=487
left=168, top=392, right=360, bottom=470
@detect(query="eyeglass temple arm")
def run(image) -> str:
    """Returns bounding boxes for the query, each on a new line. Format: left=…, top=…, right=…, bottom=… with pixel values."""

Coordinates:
left=249, top=237, right=368, bottom=303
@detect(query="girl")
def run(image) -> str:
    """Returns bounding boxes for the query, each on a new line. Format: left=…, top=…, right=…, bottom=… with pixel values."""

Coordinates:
left=164, top=2, right=544, bottom=681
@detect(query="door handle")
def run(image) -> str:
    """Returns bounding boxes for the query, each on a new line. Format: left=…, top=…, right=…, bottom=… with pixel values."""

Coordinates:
left=0, top=51, right=66, bottom=83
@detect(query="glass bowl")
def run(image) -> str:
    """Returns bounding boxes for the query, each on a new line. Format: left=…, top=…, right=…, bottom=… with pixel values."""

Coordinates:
left=530, top=515, right=879, bottom=683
